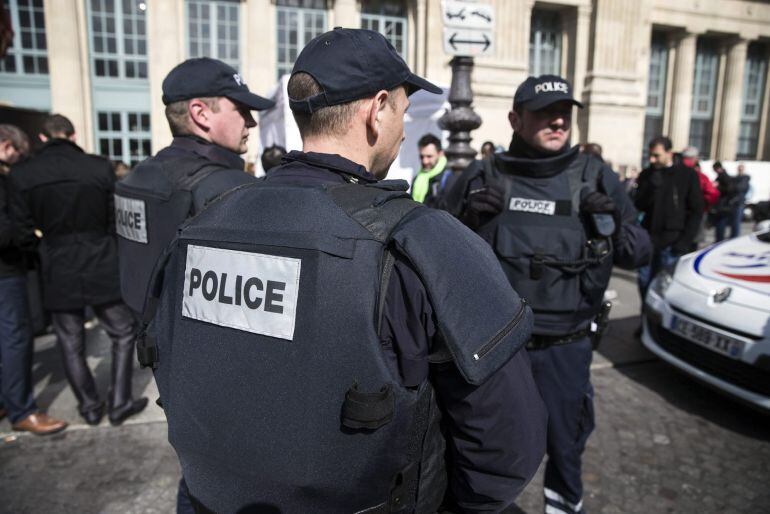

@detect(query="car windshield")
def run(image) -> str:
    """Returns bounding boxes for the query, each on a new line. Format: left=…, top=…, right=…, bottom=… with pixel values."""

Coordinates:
left=757, top=230, right=770, bottom=243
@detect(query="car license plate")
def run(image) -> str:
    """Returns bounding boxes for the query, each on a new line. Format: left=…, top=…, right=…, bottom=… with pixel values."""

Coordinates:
left=670, top=316, right=745, bottom=359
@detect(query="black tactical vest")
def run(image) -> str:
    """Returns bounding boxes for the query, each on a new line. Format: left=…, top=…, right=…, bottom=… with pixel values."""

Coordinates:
left=114, top=156, right=228, bottom=312
left=142, top=178, right=532, bottom=513
left=475, top=152, right=613, bottom=336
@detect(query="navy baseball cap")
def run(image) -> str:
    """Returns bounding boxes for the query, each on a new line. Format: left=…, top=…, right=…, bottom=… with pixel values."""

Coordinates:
left=289, top=28, right=442, bottom=114
left=513, top=75, right=583, bottom=111
left=162, top=57, right=275, bottom=110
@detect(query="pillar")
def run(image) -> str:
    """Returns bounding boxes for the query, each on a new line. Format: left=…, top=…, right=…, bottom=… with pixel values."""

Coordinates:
left=667, top=31, right=697, bottom=150
left=45, top=0, right=94, bottom=151
left=332, top=0, right=360, bottom=29
left=716, top=38, right=749, bottom=160
left=146, top=0, right=185, bottom=151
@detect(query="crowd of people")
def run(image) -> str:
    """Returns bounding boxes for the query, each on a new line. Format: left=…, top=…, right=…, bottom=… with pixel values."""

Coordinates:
left=0, top=26, right=764, bottom=514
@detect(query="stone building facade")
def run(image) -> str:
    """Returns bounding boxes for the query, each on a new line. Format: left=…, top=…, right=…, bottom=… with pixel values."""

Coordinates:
left=1, top=0, right=769, bottom=171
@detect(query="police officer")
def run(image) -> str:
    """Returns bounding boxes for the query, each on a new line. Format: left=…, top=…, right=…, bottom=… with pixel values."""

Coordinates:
left=142, top=29, right=547, bottom=513
left=10, top=114, right=147, bottom=426
left=114, top=57, right=274, bottom=514
left=444, top=75, right=651, bottom=514
left=115, top=57, right=274, bottom=315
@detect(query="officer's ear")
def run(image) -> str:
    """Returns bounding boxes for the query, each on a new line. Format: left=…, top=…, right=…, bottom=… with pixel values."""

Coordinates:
left=188, top=98, right=213, bottom=130
left=508, top=110, right=522, bottom=132
left=366, top=90, right=389, bottom=139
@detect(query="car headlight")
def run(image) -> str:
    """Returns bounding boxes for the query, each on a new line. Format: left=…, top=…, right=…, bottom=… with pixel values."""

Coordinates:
left=651, top=270, right=673, bottom=298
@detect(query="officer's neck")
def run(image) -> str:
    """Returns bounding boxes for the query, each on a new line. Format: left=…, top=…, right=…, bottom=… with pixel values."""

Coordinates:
left=302, top=136, right=374, bottom=172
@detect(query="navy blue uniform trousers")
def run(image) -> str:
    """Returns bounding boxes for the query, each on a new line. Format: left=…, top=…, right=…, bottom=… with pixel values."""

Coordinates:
left=528, top=337, right=594, bottom=514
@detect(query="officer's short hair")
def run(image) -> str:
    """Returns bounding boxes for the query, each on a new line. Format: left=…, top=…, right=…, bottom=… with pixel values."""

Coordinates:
left=43, top=114, right=75, bottom=139
left=0, top=124, right=30, bottom=156
left=165, top=97, right=221, bottom=136
left=418, top=134, right=441, bottom=151
left=648, top=136, right=672, bottom=151
left=287, top=72, right=398, bottom=139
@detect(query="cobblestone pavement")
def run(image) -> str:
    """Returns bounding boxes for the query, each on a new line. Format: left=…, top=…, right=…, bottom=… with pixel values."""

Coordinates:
left=2, top=271, right=769, bottom=513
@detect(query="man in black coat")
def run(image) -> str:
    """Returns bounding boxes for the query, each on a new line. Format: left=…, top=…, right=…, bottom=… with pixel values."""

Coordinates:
left=635, top=136, right=704, bottom=298
left=9, top=115, right=147, bottom=426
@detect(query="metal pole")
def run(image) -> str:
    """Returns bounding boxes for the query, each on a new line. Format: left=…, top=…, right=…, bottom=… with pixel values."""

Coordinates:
left=438, top=56, right=482, bottom=174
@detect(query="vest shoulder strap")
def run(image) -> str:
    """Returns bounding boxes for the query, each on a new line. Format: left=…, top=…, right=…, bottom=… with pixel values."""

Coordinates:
left=328, top=181, right=424, bottom=336
left=160, top=157, right=228, bottom=192
left=566, top=153, right=604, bottom=215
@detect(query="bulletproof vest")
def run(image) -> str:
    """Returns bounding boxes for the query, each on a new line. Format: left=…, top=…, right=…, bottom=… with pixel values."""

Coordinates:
left=114, top=156, right=227, bottom=312
left=142, top=178, right=531, bottom=513
left=476, top=152, right=613, bottom=336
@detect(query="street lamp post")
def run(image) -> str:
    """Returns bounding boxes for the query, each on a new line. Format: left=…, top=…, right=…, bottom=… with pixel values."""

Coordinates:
left=438, top=55, right=482, bottom=174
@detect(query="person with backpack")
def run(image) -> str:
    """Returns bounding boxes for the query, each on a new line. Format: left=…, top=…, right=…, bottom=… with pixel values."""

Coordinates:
left=443, top=75, right=651, bottom=514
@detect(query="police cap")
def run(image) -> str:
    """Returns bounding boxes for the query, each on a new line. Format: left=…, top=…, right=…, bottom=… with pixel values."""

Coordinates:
left=513, top=75, right=584, bottom=111
left=162, top=57, right=275, bottom=110
left=289, top=27, right=442, bottom=114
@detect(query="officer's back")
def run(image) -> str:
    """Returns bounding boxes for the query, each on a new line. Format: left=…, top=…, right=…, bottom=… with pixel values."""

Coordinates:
left=145, top=29, right=547, bottom=513
left=115, top=57, right=274, bottom=314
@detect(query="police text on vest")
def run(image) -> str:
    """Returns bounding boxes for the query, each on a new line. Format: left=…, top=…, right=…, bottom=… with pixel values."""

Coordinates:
left=115, top=195, right=148, bottom=243
left=509, top=197, right=557, bottom=215
left=182, top=245, right=301, bottom=340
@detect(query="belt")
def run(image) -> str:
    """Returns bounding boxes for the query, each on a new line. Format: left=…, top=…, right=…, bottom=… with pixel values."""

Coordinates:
left=526, top=328, right=592, bottom=350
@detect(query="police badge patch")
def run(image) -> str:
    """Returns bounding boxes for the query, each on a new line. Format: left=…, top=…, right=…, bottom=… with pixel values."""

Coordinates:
left=182, top=245, right=302, bottom=340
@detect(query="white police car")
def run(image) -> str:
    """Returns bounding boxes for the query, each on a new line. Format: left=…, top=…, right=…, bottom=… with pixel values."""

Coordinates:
left=642, top=225, right=770, bottom=412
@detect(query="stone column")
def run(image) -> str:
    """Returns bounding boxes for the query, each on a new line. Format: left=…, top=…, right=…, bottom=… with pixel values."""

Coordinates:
left=332, top=0, right=360, bottom=29
left=146, top=0, right=185, bottom=151
left=760, top=53, right=770, bottom=160
left=564, top=4, right=592, bottom=144
left=414, top=0, right=427, bottom=75
left=667, top=31, right=698, bottom=151
left=716, top=38, right=748, bottom=160
left=244, top=0, right=277, bottom=165
left=45, top=0, right=94, bottom=151
left=581, top=0, right=652, bottom=168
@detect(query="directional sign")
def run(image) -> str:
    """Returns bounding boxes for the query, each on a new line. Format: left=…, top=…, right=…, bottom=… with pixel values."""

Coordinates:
left=442, top=1, right=494, bottom=57
left=443, top=28, right=494, bottom=57
left=442, top=0, right=495, bottom=30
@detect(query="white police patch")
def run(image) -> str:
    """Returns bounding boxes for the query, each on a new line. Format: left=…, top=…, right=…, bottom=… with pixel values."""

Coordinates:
left=115, top=194, right=148, bottom=243
left=509, top=197, right=556, bottom=215
left=182, top=245, right=301, bottom=341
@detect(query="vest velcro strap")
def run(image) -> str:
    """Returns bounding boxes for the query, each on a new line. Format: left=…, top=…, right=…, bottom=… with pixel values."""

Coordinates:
left=530, top=253, right=545, bottom=280
left=341, top=382, right=395, bottom=430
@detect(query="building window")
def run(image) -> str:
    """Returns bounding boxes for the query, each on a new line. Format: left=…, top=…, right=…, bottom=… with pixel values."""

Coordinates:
left=96, top=111, right=151, bottom=166
left=276, top=0, right=327, bottom=79
left=187, top=0, right=240, bottom=69
left=689, top=39, right=719, bottom=157
left=89, top=0, right=148, bottom=79
left=0, top=0, right=48, bottom=75
left=738, top=44, right=768, bottom=160
left=361, top=1, right=407, bottom=58
left=643, top=32, right=668, bottom=164
left=529, top=9, right=561, bottom=76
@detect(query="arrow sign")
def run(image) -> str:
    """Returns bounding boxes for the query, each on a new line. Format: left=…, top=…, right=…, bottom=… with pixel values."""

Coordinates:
left=442, top=1, right=495, bottom=29
left=443, top=28, right=495, bottom=56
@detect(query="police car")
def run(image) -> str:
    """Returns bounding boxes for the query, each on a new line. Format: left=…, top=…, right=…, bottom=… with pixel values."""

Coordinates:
left=642, top=224, right=770, bottom=412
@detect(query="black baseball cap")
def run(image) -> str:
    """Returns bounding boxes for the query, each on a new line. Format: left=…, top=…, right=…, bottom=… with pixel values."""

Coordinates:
left=289, top=28, right=442, bottom=114
left=513, top=75, right=583, bottom=111
left=162, top=57, right=275, bottom=110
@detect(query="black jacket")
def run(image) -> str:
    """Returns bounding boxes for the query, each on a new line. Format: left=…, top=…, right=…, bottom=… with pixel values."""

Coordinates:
left=0, top=170, right=29, bottom=278
left=635, top=163, right=704, bottom=252
left=9, top=139, right=122, bottom=310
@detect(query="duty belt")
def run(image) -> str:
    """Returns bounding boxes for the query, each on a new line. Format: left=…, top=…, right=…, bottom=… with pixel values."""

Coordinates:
left=526, top=328, right=592, bottom=350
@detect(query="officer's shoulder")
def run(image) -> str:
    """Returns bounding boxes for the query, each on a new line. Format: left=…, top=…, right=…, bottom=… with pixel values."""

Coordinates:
left=393, top=203, right=474, bottom=240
